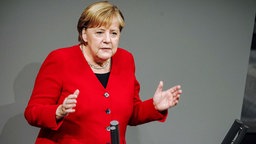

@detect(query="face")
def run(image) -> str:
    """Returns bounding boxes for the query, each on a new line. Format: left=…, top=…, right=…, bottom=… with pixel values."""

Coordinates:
left=82, top=18, right=121, bottom=63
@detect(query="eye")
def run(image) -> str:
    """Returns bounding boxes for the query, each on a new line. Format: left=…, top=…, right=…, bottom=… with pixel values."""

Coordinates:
left=96, top=31, right=103, bottom=34
left=111, top=31, right=119, bottom=37
left=112, top=32, right=117, bottom=35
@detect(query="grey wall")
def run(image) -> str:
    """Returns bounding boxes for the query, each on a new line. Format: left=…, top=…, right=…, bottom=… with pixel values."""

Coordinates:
left=0, top=0, right=255, bottom=143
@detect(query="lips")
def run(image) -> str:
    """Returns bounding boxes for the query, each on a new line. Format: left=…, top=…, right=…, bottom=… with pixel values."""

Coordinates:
left=100, top=47, right=111, bottom=49
left=99, top=47, right=112, bottom=52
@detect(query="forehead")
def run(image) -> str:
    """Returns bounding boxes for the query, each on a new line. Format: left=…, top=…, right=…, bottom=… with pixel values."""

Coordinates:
left=90, top=18, right=121, bottom=30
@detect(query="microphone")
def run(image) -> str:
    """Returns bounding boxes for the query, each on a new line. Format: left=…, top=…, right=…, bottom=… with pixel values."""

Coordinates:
left=110, top=120, right=120, bottom=144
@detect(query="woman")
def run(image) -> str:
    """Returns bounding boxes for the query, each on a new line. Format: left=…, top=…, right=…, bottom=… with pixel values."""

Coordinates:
left=24, top=1, right=182, bottom=144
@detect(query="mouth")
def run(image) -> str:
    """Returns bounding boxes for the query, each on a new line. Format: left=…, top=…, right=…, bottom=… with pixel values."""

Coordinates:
left=99, top=47, right=112, bottom=52
left=97, top=47, right=114, bottom=58
left=100, top=47, right=111, bottom=50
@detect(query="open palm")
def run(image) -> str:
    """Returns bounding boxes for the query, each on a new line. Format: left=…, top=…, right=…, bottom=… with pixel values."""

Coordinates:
left=153, top=81, right=182, bottom=111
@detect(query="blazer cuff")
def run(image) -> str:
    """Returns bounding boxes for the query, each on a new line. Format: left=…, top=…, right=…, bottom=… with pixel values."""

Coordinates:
left=40, top=105, right=64, bottom=130
left=148, top=99, right=168, bottom=122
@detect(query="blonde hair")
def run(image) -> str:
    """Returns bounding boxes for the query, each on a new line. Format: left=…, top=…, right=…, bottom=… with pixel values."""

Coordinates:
left=77, top=1, right=125, bottom=44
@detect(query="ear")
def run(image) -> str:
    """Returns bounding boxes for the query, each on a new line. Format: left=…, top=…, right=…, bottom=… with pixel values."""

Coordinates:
left=81, top=29, right=87, bottom=42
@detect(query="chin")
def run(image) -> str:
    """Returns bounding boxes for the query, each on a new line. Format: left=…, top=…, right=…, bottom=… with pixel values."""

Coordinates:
left=100, top=52, right=114, bottom=58
left=98, top=55, right=112, bottom=60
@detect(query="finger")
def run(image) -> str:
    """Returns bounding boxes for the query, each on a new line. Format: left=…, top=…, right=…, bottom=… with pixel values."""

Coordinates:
left=73, top=89, right=79, bottom=96
left=70, top=89, right=80, bottom=97
left=173, top=85, right=181, bottom=90
left=170, top=87, right=182, bottom=96
left=62, top=102, right=76, bottom=112
left=65, top=108, right=76, bottom=113
left=64, top=103, right=76, bottom=109
left=172, top=93, right=180, bottom=102
left=175, top=99, right=179, bottom=105
left=65, top=95, right=73, bottom=100
left=155, top=81, right=164, bottom=94
left=65, top=98, right=77, bottom=104
left=63, top=98, right=77, bottom=107
left=174, top=94, right=180, bottom=100
left=65, top=89, right=80, bottom=101
left=172, top=90, right=182, bottom=97
left=169, top=99, right=179, bottom=106
left=63, top=99, right=77, bottom=109
left=61, top=89, right=79, bottom=115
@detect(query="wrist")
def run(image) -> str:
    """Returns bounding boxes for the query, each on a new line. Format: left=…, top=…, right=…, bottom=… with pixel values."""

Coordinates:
left=153, top=100, right=160, bottom=111
left=56, top=105, right=67, bottom=120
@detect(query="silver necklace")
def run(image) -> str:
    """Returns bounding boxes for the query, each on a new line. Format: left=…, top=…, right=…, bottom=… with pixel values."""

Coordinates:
left=80, top=45, right=110, bottom=70
left=88, top=59, right=110, bottom=70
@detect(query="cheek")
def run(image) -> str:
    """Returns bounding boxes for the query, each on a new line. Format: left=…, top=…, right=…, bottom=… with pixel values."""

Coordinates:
left=112, top=38, right=120, bottom=47
left=89, top=38, right=102, bottom=49
left=112, top=40, right=119, bottom=53
left=112, top=47, right=118, bottom=55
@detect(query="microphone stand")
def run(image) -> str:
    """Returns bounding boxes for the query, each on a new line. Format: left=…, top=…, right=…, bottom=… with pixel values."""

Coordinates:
left=221, top=119, right=249, bottom=144
left=110, top=120, right=120, bottom=144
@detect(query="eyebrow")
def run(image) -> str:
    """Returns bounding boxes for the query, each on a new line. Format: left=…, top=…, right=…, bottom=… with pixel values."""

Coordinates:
left=94, top=28, right=119, bottom=31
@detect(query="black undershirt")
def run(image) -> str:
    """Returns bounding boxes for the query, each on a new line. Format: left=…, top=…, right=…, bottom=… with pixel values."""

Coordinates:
left=95, top=72, right=110, bottom=88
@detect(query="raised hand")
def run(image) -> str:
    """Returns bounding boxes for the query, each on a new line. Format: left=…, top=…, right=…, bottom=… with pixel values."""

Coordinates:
left=153, top=81, right=182, bottom=111
left=56, top=89, right=79, bottom=120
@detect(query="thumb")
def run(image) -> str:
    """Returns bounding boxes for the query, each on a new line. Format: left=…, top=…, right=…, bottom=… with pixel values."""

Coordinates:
left=73, top=89, right=80, bottom=96
left=155, top=81, right=163, bottom=94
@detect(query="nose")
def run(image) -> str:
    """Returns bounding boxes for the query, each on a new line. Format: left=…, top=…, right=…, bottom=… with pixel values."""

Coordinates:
left=103, top=33, right=111, bottom=43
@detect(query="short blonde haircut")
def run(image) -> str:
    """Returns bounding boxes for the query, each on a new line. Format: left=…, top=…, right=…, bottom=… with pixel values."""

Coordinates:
left=77, top=1, right=125, bottom=44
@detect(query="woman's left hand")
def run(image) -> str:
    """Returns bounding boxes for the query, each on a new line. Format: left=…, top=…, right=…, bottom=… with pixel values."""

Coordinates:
left=153, top=81, right=182, bottom=111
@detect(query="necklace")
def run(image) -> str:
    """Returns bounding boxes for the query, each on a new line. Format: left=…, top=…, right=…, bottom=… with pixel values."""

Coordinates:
left=88, top=59, right=110, bottom=70
left=80, top=45, right=111, bottom=70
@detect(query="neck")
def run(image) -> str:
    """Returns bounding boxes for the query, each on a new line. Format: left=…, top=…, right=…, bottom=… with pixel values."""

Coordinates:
left=88, top=59, right=110, bottom=70
left=80, top=44, right=111, bottom=73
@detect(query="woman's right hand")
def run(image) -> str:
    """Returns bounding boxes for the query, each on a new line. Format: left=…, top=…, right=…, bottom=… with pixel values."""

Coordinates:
left=56, top=89, right=79, bottom=120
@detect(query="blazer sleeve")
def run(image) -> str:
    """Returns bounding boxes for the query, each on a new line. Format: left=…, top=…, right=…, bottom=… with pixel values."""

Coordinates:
left=24, top=50, right=64, bottom=130
left=128, top=56, right=168, bottom=126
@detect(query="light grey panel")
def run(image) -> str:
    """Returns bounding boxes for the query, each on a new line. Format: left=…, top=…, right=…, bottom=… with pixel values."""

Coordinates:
left=0, top=0, right=255, bottom=143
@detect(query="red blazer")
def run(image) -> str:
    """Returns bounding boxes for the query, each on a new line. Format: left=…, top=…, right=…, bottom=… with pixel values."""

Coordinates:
left=24, top=45, right=167, bottom=144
